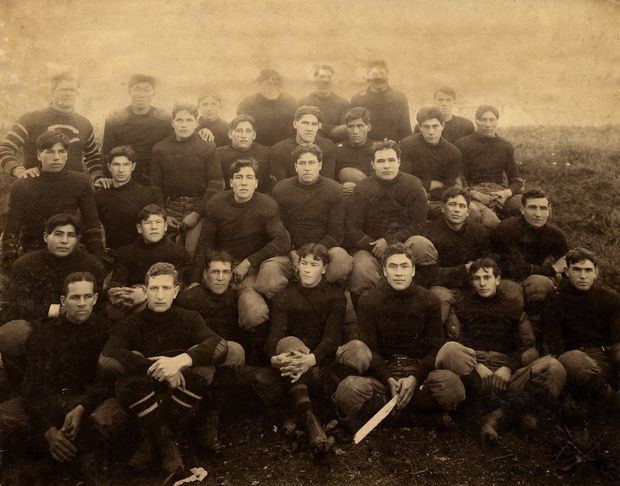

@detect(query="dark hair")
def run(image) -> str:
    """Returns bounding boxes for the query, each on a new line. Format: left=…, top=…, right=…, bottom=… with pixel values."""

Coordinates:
left=138, top=203, right=167, bottom=222
left=295, top=105, right=322, bottom=122
left=344, top=107, right=371, bottom=125
left=229, top=114, right=257, bottom=131
left=63, top=271, right=97, bottom=296
left=106, top=145, right=136, bottom=164
left=469, top=257, right=501, bottom=278
left=36, top=130, right=70, bottom=151
left=298, top=243, right=330, bottom=265
left=416, top=106, right=444, bottom=125
left=128, top=74, right=156, bottom=90
left=205, top=250, right=233, bottom=268
left=257, top=69, right=283, bottom=84
left=372, top=140, right=401, bottom=159
left=145, top=262, right=179, bottom=286
left=45, top=213, right=81, bottom=236
left=381, top=243, right=414, bottom=268
left=229, top=159, right=258, bottom=178
left=475, top=105, right=500, bottom=120
left=434, top=86, right=456, bottom=99
left=51, top=72, right=79, bottom=91
left=522, top=188, right=549, bottom=206
left=313, top=64, right=335, bottom=77
left=292, top=143, right=323, bottom=163
left=172, top=102, right=198, bottom=119
left=566, top=247, right=599, bottom=268
left=197, top=91, right=222, bottom=105
left=367, top=59, right=388, bottom=72
left=442, top=187, right=471, bottom=205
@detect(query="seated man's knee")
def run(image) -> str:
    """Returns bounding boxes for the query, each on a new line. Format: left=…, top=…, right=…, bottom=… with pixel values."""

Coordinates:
left=523, top=275, right=555, bottom=302
left=558, top=350, right=598, bottom=381
left=435, top=341, right=477, bottom=376
left=222, top=341, right=246, bottom=369
left=350, top=250, right=381, bottom=295
left=336, top=339, right=372, bottom=374
left=275, top=336, right=308, bottom=356
left=404, top=235, right=438, bottom=266
left=425, top=369, right=466, bottom=411
left=499, top=279, right=525, bottom=307
left=90, top=397, right=128, bottom=438
left=430, top=286, right=455, bottom=322
left=0, top=320, right=33, bottom=355
left=529, top=356, right=567, bottom=399
left=238, top=287, right=269, bottom=330
left=325, top=247, right=353, bottom=283
left=98, top=354, right=126, bottom=383
left=333, top=376, right=375, bottom=416
left=254, top=257, right=292, bottom=298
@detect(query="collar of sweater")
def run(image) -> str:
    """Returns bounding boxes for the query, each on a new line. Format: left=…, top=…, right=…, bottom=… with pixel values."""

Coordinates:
left=57, top=312, right=96, bottom=330
left=227, top=191, right=257, bottom=208
left=474, top=133, right=500, bottom=143
left=48, top=104, right=75, bottom=116
left=40, top=167, right=70, bottom=181
left=142, top=305, right=177, bottom=323
left=382, top=280, right=418, bottom=297
left=517, top=215, right=549, bottom=234
left=134, top=235, right=169, bottom=249
left=297, top=279, right=327, bottom=295
left=312, top=91, right=335, bottom=100
left=174, top=133, right=199, bottom=144
left=110, top=178, right=138, bottom=192
left=557, top=278, right=598, bottom=296
left=442, top=217, right=469, bottom=234
left=371, top=173, right=402, bottom=188
left=293, top=176, right=323, bottom=190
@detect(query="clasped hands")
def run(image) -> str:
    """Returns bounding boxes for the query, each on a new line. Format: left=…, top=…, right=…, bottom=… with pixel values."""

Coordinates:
left=271, top=350, right=316, bottom=383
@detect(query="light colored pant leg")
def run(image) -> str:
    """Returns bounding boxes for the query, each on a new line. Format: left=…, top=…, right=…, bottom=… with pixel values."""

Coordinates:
left=349, top=250, right=381, bottom=295
left=333, top=375, right=387, bottom=419
left=435, top=341, right=478, bottom=377
left=522, top=274, right=555, bottom=302
left=326, top=247, right=353, bottom=283
left=253, top=256, right=294, bottom=299
left=237, top=270, right=269, bottom=330
left=0, top=320, right=33, bottom=355
left=423, top=369, right=466, bottom=411
left=470, top=201, right=501, bottom=229
left=499, top=278, right=525, bottom=307
left=335, top=340, right=372, bottom=374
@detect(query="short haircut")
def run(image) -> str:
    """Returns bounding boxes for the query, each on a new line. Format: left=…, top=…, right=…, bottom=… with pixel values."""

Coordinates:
left=367, top=59, right=388, bottom=72
left=145, top=262, right=179, bottom=286
left=566, top=247, right=599, bottom=268
left=298, top=242, right=330, bottom=265
left=197, top=91, right=222, bottom=105
left=63, top=271, right=97, bottom=296
left=434, top=86, right=457, bottom=99
left=172, top=102, right=198, bottom=119
left=128, top=74, right=156, bottom=90
left=313, top=64, right=335, bottom=77
left=344, top=107, right=371, bottom=125
left=106, top=145, right=136, bottom=164
left=292, top=143, right=323, bottom=163
left=229, top=114, right=257, bottom=131
left=257, top=69, right=283, bottom=84
left=469, top=257, right=501, bottom=278
left=416, top=106, right=444, bottom=125
left=475, top=104, right=500, bottom=120
left=522, top=188, right=549, bottom=206
left=382, top=243, right=414, bottom=268
left=229, top=159, right=258, bottom=178
left=204, top=250, right=233, bottom=269
left=45, top=213, right=81, bottom=236
left=295, top=105, right=322, bottom=122
left=51, top=72, right=79, bottom=91
left=138, top=203, right=167, bottom=222
left=372, top=140, right=401, bottom=159
left=37, top=130, right=70, bottom=151
left=442, top=187, right=471, bottom=205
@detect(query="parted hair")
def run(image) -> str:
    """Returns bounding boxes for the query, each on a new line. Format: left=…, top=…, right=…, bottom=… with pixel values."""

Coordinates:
left=344, top=107, right=371, bottom=125
left=295, top=105, right=322, bottom=122
left=382, top=243, right=415, bottom=268
left=63, top=271, right=97, bottom=296
left=468, top=257, right=501, bottom=278
left=145, top=262, right=179, bottom=286
left=229, top=114, right=257, bottom=131
left=138, top=204, right=167, bottom=222
left=45, top=213, right=81, bottom=236
left=37, top=130, right=70, bottom=151
left=416, top=107, right=444, bottom=125
left=522, top=188, right=549, bottom=206
left=205, top=250, right=233, bottom=268
left=106, top=145, right=136, bottom=164
left=566, top=247, right=599, bottom=268
left=172, top=102, right=198, bottom=119
left=442, top=187, right=471, bottom=205
left=292, top=143, right=323, bottom=163
left=475, top=104, right=500, bottom=120
left=298, top=243, right=330, bottom=265
left=372, top=140, right=401, bottom=159
left=229, top=159, right=258, bottom=178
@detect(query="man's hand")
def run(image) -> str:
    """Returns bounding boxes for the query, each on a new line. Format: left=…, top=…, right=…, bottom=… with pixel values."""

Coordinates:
left=13, top=166, right=40, bottom=179
left=233, top=259, right=252, bottom=283
left=60, top=405, right=85, bottom=441
left=342, top=182, right=356, bottom=196
left=94, top=178, right=113, bottom=190
left=198, top=128, right=215, bottom=142
left=278, top=350, right=316, bottom=383
left=470, top=190, right=493, bottom=206
left=489, top=188, right=512, bottom=206
left=551, top=255, right=567, bottom=274
left=475, top=363, right=494, bottom=384
left=388, top=376, right=417, bottom=409
left=369, top=238, right=388, bottom=259
left=165, top=371, right=186, bottom=390
left=181, top=211, right=201, bottom=229
left=147, top=354, right=192, bottom=381
left=44, top=426, right=77, bottom=462
left=492, top=366, right=512, bottom=392
left=166, top=216, right=180, bottom=231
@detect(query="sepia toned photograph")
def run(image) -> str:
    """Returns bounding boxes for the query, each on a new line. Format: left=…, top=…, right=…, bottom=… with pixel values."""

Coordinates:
left=0, top=0, right=618, bottom=484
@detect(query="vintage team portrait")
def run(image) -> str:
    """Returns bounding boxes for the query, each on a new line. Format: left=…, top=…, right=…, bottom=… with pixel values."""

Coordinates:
left=0, top=0, right=618, bottom=484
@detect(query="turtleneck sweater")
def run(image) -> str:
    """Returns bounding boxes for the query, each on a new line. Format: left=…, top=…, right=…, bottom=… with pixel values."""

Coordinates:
left=268, top=135, right=337, bottom=182
left=350, top=85, right=412, bottom=142
left=237, top=92, right=298, bottom=147
left=216, top=142, right=272, bottom=192
left=414, top=115, right=475, bottom=144
left=298, top=91, right=351, bottom=137
left=198, top=116, right=230, bottom=147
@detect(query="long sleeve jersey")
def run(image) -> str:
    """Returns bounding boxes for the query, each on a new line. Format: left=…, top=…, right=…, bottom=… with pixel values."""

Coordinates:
left=237, top=93, right=298, bottom=147
left=350, top=86, right=412, bottom=142
left=334, top=139, right=377, bottom=177
left=414, top=115, right=474, bottom=144
left=298, top=91, right=351, bottom=138
left=216, top=143, right=273, bottom=193
left=268, top=136, right=337, bottom=182
left=197, top=117, right=230, bottom=148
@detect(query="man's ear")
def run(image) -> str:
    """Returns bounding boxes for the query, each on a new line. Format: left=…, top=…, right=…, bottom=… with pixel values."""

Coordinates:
left=92, top=293, right=99, bottom=306
left=60, top=295, right=66, bottom=308
left=173, top=285, right=180, bottom=299
left=293, top=120, right=299, bottom=130
left=136, top=223, right=143, bottom=235
left=43, top=232, right=49, bottom=244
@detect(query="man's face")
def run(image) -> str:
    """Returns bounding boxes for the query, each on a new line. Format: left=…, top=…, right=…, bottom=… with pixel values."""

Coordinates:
left=294, top=114, right=321, bottom=143
left=52, top=80, right=79, bottom=110
left=129, top=82, right=154, bottom=111
left=204, top=261, right=233, bottom=295
left=314, top=69, right=333, bottom=91
left=476, top=111, right=498, bottom=138
left=259, top=76, right=282, bottom=100
left=37, top=142, right=68, bottom=172
left=229, top=121, right=256, bottom=150
left=172, top=110, right=198, bottom=139
left=372, top=148, right=400, bottom=181
left=108, top=156, right=135, bottom=185
left=419, top=118, right=444, bottom=145
left=567, top=259, right=598, bottom=292
left=367, top=66, right=389, bottom=90
left=61, top=280, right=98, bottom=324
left=383, top=253, right=415, bottom=291
left=471, top=267, right=500, bottom=298
left=137, top=214, right=167, bottom=244
left=298, top=254, right=326, bottom=288
left=146, top=274, right=179, bottom=313
left=295, top=152, right=322, bottom=184
left=521, top=197, right=550, bottom=229
left=346, top=117, right=371, bottom=146
left=434, top=92, right=455, bottom=118
left=443, top=195, right=469, bottom=227
left=230, top=167, right=258, bottom=202
left=198, top=97, right=221, bottom=120
left=44, top=223, right=79, bottom=257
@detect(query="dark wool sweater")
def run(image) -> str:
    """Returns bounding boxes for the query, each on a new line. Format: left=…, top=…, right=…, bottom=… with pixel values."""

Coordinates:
left=347, top=173, right=428, bottom=251
left=102, top=106, right=172, bottom=184
left=198, top=117, right=230, bottom=148
left=298, top=91, right=351, bottom=137
left=358, top=282, right=443, bottom=383
left=350, top=86, right=412, bottom=142
left=95, top=179, right=164, bottom=250
left=425, top=219, right=490, bottom=288
left=265, top=281, right=346, bottom=364
left=192, top=191, right=290, bottom=282
left=400, top=134, right=463, bottom=199
left=269, top=136, right=337, bottom=182
left=237, top=93, right=298, bottom=147
left=271, top=176, right=344, bottom=249
left=455, top=133, right=523, bottom=194
left=150, top=133, right=223, bottom=203
left=334, top=139, right=376, bottom=176
left=2, top=248, right=105, bottom=322
left=22, top=314, right=113, bottom=432
left=414, top=115, right=475, bottom=144
left=544, top=280, right=620, bottom=354
left=109, top=236, right=191, bottom=287
left=2, top=168, right=104, bottom=256
left=454, top=290, right=535, bottom=371
left=0, top=106, right=103, bottom=178
left=103, top=306, right=225, bottom=375
left=491, top=216, right=567, bottom=280
left=216, top=143, right=273, bottom=193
